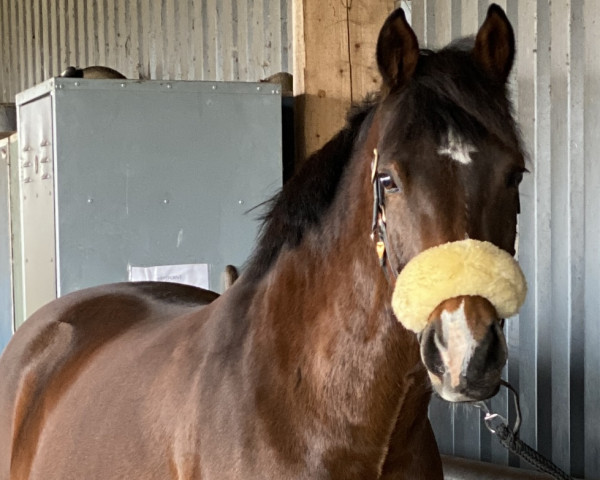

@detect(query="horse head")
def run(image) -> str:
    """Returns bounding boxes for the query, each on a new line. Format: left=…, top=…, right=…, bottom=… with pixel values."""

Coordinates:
left=370, top=5, right=525, bottom=402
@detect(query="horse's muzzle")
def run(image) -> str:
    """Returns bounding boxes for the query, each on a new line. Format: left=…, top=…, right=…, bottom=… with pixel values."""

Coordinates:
left=419, top=295, right=508, bottom=402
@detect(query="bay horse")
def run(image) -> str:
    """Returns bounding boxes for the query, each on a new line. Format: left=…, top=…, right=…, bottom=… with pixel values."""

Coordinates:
left=0, top=5, right=525, bottom=479
left=60, top=65, right=127, bottom=79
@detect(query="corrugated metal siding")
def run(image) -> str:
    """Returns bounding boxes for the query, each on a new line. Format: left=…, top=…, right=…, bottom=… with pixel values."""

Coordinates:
left=0, top=0, right=293, bottom=103
left=409, top=1, right=600, bottom=478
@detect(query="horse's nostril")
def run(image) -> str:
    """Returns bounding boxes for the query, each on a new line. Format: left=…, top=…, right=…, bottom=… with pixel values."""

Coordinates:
left=465, top=322, right=508, bottom=383
left=421, top=328, right=445, bottom=376
left=484, top=323, right=507, bottom=368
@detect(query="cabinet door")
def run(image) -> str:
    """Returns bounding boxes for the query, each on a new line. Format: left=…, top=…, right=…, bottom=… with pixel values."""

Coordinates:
left=18, top=95, right=57, bottom=321
left=9, top=134, right=24, bottom=331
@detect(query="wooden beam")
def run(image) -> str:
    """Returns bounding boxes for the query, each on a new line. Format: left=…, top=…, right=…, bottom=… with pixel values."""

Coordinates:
left=293, top=0, right=396, bottom=164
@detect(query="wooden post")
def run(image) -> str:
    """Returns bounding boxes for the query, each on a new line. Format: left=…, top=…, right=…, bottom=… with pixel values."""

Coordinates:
left=293, top=0, right=396, bottom=165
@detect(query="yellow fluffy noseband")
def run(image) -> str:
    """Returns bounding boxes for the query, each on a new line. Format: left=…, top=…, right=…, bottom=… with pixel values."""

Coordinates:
left=391, top=239, right=527, bottom=333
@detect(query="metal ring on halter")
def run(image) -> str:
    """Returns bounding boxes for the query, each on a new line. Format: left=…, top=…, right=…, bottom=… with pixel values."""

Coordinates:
left=473, top=381, right=575, bottom=480
left=473, top=380, right=522, bottom=435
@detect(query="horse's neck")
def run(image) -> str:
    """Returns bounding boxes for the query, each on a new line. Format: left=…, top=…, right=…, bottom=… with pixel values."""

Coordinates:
left=247, top=144, right=425, bottom=453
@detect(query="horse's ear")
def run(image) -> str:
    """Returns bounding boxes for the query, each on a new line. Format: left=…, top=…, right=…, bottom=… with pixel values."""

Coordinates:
left=473, top=4, right=515, bottom=82
left=376, top=8, right=419, bottom=91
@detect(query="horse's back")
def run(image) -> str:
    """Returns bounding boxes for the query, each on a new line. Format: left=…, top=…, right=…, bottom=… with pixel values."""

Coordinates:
left=0, top=281, right=218, bottom=480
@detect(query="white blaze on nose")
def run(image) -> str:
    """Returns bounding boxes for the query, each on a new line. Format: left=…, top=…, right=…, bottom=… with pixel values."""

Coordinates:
left=437, top=129, right=477, bottom=165
left=435, top=300, right=476, bottom=388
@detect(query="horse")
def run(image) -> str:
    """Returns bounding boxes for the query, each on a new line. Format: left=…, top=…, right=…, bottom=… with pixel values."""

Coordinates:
left=60, top=65, right=127, bottom=79
left=0, top=4, right=525, bottom=479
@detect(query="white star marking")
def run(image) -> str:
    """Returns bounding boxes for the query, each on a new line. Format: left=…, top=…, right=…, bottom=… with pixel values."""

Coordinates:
left=437, top=129, right=477, bottom=165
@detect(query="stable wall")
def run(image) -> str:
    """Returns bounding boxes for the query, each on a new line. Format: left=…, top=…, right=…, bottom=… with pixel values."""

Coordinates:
left=0, top=0, right=293, bottom=102
left=292, top=0, right=399, bottom=160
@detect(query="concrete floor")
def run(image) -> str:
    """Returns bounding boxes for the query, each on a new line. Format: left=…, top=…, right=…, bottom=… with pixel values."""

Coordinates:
left=442, top=455, right=555, bottom=480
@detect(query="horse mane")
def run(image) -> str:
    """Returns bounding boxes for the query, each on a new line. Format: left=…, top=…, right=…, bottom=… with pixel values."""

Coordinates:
left=245, top=99, right=377, bottom=280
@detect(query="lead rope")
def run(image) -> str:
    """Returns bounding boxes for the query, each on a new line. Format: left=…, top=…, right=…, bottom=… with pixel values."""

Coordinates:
left=474, top=381, right=575, bottom=480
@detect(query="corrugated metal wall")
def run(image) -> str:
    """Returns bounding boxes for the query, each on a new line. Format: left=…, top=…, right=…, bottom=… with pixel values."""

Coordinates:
left=0, top=0, right=293, bottom=103
left=411, top=1, right=600, bottom=479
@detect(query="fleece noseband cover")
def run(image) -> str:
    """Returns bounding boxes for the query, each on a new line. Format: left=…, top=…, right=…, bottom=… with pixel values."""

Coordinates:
left=391, top=239, right=527, bottom=333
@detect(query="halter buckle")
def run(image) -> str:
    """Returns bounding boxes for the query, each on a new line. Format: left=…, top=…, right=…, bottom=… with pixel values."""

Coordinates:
left=376, top=240, right=386, bottom=264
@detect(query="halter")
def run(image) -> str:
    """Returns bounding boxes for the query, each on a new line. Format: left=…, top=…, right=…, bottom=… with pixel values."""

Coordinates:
left=370, top=148, right=399, bottom=280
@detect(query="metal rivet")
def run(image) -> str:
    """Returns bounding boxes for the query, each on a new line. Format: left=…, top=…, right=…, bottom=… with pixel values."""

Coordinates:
left=87, top=198, right=93, bottom=204
left=74, top=81, right=80, bottom=87
left=58, top=84, right=64, bottom=89
left=256, top=86, right=261, bottom=91
left=212, top=85, right=217, bottom=90
left=120, top=83, right=126, bottom=88
left=238, top=200, right=244, bottom=205
left=166, top=83, right=172, bottom=89
left=163, top=199, right=169, bottom=204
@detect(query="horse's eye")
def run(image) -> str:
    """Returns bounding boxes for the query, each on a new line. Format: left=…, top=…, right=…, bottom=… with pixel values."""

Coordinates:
left=378, top=173, right=400, bottom=193
left=506, top=170, right=524, bottom=188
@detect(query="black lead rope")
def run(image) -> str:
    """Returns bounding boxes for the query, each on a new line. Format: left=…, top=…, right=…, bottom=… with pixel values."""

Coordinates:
left=474, top=381, right=575, bottom=480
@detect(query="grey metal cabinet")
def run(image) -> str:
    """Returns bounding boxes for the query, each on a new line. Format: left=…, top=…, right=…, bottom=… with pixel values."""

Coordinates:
left=15, top=78, right=282, bottom=322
